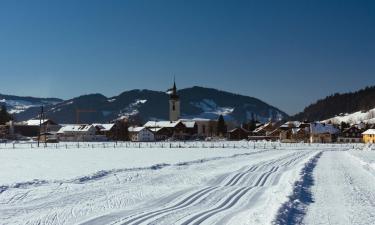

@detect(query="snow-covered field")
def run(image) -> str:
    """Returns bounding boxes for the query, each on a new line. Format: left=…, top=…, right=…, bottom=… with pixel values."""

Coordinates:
left=0, top=142, right=374, bottom=225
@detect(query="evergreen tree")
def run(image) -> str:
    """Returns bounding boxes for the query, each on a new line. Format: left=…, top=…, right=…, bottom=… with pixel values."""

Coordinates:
left=217, top=115, right=227, bottom=136
left=0, top=105, right=12, bottom=125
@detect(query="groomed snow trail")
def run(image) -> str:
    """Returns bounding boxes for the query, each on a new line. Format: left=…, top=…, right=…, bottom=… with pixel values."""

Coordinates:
left=0, top=148, right=317, bottom=225
left=304, top=151, right=375, bottom=225
left=78, top=150, right=315, bottom=225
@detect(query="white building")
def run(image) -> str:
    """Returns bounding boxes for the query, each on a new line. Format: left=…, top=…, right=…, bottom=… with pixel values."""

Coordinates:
left=128, top=127, right=155, bottom=142
left=57, top=124, right=106, bottom=142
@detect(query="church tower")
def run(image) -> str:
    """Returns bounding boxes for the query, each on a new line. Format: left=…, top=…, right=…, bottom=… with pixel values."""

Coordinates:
left=169, top=80, right=180, bottom=121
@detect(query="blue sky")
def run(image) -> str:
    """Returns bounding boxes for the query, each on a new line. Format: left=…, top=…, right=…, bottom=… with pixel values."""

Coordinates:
left=0, top=0, right=374, bottom=115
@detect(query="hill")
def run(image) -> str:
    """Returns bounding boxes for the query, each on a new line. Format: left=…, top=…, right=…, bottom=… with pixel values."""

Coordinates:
left=13, top=86, right=288, bottom=124
left=292, top=86, right=375, bottom=121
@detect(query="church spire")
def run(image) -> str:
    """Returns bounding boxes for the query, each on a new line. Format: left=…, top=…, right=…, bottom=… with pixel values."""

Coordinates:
left=170, top=77, right=179, bottom=100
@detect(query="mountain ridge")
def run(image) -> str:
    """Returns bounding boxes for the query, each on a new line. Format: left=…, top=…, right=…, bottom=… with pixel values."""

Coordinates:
left=6, top=86, right=288, bottom=124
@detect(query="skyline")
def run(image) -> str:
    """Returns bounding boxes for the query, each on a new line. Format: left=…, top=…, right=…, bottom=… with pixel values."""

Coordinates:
left=1, top=0, right=375, bottom=115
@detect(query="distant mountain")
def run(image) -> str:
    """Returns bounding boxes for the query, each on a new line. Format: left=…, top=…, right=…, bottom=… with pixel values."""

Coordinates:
left=13, top=86, right=288, bottom=124
left=292, top=86, right=375, bottom=122
left=0, top=94, right=62, bottom=115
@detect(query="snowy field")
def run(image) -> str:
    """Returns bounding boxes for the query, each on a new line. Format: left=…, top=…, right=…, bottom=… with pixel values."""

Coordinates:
left=0, top=142, right=374, bottom=225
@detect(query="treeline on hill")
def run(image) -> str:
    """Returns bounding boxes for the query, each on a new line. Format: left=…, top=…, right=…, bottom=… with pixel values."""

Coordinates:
left=292, top=86, right=375, bottom=121
left=0, top=105, right=12, bottom=124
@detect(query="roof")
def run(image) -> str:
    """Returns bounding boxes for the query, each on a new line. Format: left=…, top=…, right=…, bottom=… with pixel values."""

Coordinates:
left=128, top=126, right=147, bottom=132
left=229, top=127, right=250, bottom=133
left=310, top=122, right=339, bottom=134
left=149, top=127, right=164, bottom=133
left=253, top=122, right=274, bottom=133
left=144, top=120, right=182, bottom=128
left=280, top=121, right=301, bottom=128
left=362, top=129, right=375, bottom=135
left=57, top=124, right=95, bottom=133
left=24, top=119, right=55, bottom=126
left=180, top=120, right=196, bottom=128
left=93, top=123, right=115, bottom=132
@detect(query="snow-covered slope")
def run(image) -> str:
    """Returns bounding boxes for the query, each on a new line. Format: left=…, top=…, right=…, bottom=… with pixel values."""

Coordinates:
left=0, top=94, right=62, bottom=115
left=323, top=107, right=375, bottom=124
left=15, top=87, right=288, bottom=124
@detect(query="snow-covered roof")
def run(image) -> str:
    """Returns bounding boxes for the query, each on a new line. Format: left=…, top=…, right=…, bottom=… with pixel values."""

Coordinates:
left=253, top=122, right=273, bottom=133
left=362, top=129, right=375, bottom=135
left=310, top=123, right=339, bottom=134
left=24, top=119, right=54, bottom=126
left=228, top=127, right=250, bottom=133
left=57, top=124, right=95, bottom=133
left=128, top=127, right=147, bottom=132
left=144, top=121, right=182, bottom=128
left=93, top=123, right=115, bottom=132
left=280, top=121, right=301, bottom=128
left=149, top=127, right=167, bottom=133
left=180, top=120, right=196, bottom=128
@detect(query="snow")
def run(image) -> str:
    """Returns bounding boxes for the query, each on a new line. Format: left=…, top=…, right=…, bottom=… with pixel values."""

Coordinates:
left=144, top=120, right=181, bottom=128
left=118, top=99, right=147, bottom=119
left=324, top=107, right=375, bottom=124
left=128, top=126, right=147, bottom=132
left=93, top=123, right=115, bottom=131
left=57, top=124, right=94, bottom=133
left=0, top=99, right=54, bottom=114
left=1, top=143, right=375, bottom=225
left=310, top=122, right=339, bottom=134
left=362, top=129, right=375, bottom=135
left=303, top=150, right=375, bottom=225
left=190, top=99, right=234, bottom=119
left=0, top=142, right=262, bottom=186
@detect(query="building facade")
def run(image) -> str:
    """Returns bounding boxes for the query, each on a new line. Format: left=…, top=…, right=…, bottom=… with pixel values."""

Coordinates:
left=362, top=129, right=375, bottom=143
left=128, top=127, right=155, bottom=142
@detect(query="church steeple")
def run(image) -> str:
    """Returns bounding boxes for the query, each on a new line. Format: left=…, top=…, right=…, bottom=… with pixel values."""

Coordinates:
left=169, top=78, right=180, bottom=121
left=170, top=77, right=179, bottom=100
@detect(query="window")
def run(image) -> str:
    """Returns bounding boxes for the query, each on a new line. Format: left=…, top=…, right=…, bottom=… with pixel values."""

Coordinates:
left=172, top=103, right=175, bottom=111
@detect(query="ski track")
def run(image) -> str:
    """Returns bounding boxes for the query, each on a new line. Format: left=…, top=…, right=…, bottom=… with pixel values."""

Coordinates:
left=5, top=147, right=359, bottom=225
left=77, top=150, right=314, bottom=225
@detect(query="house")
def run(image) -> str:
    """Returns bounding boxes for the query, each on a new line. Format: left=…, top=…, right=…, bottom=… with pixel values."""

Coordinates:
left=180, top=120, right=198, bottom=137
left=252, top=122, right=276, bottom=136
left=144, top=120, right=190, bottom=140
left=189, top=118, right=218, bottom=138
left=93, top=123, right=118, bottom=140
left=11, top=119, right=61, bottom=137
left=310, top=122, right=339, bottom=143
left=128, top=127, right=155, bottom=142
left=362, top=129, right=375, bottom=143
left=337, top=126, right=363, bottom=143
left=279, top=121, right=310, bottom=143
left=228, top=127, right=250, bottom=140
left=57, top=124, right=106, bottom=142
left=149, top=127, right=171, bottom=141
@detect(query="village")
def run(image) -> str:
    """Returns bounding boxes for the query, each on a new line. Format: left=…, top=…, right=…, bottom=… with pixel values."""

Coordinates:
left=1, top=82, right=375, bottom=145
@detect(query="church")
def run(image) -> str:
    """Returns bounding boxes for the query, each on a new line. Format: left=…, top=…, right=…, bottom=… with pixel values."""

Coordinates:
left=142, top=81, right=218, bottom=140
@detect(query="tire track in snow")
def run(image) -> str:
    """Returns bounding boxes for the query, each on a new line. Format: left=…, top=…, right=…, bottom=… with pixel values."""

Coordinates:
left=114, top=151, right=310, bottom=225
left=180, top=166, right=281, bottom=225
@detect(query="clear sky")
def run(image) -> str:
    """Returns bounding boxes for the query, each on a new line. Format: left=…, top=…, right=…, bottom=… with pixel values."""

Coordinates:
left=0, top=0, right=374, bottom=115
